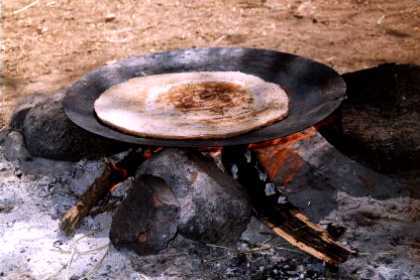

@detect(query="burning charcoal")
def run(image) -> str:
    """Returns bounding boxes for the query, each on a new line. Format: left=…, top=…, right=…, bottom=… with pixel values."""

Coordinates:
left=110, top=175, right=180, bottom=255
left=138, top=149, right=252, bottom=245
left=21, top=92, right=130, bottom=161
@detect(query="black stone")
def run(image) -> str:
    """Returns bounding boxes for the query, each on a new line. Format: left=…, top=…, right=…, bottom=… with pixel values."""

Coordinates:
left=110, top=175, right=180, bottom=255
left=320, top=64, right=420, bottom=173
left=9, top=93, right=51, bottom=131
left=138, top=149, right=252, bottom=245
left=21, top=92, right=130, bottom=161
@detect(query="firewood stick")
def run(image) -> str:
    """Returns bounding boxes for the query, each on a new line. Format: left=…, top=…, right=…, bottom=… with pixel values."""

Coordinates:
left=260, top=209, right=355, bottom=265
left=60, top=148, right=145, bottom=235
left=60, top=163, right=113, bottom=235
left=222, top=145, right=356, bottom=266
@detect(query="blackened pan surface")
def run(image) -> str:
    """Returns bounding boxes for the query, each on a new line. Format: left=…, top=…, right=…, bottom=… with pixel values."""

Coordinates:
left=63, top=48, right=346, bottom=147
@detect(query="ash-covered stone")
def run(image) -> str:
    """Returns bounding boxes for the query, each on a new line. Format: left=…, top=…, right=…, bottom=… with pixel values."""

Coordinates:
left=3, top=130, right=32, bottom=162
left=137, top=149, right=252, bottom=246
left=17, top=91, right=129, bottom=161
left=3, top=129, right=77, bottom=177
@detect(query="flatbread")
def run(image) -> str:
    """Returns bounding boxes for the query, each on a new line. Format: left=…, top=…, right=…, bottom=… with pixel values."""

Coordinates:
left=94, top=71, right=289, bottom=139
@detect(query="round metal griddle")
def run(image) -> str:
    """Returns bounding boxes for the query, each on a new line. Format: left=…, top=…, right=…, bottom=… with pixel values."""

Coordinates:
left=63, top=48, right=346, bottom=147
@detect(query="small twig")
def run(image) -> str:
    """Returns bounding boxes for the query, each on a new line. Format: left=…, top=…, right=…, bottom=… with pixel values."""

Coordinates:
left=211, top=35, right=226, bottom=46
left=13, top=0, right=40, bottom=15
left=205, top=243, right=233, bottom=251
left=138, top=273, right=153, bottom=280
left=43, top=264, right=67, bottom=280
left=64, top=232, right=95, bottom=278
left=203, top=254, right=231, bottom=263
left=46, top=231, right=110, bottom=280
left=83, top=244, right=110, bottom=280
left=358, top=251, right=395, bottom=256
left=65, top=247, right=77, bottom=280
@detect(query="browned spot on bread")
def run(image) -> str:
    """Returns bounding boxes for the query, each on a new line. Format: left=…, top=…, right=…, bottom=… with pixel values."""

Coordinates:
left=159, top=81, right=253, bottom=114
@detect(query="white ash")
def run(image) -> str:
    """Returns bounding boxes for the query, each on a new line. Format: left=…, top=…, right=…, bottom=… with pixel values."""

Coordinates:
left=0, top=153, right=136, bottom=279
left=230, top=164, right=239, bottom=180
left=258, top=170, right=267, bottom=182
left=277, top=196, right=288, bottom=205
left=244, top=150, right=252, bottom=163
left=264, top=182, right=277, bottom=196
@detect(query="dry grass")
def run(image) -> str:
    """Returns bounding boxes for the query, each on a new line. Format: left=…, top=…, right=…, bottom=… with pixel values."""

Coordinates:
left=1, top=0, right=420, bottom=128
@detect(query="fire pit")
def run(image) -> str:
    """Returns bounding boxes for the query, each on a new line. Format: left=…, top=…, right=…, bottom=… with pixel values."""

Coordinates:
left=60, top=47, right=351, bottom=263
left=1, top=49, right=420, bottom=279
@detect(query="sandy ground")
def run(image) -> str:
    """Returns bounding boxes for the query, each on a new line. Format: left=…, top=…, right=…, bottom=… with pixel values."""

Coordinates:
left=1, top=0, right=420, bottom=127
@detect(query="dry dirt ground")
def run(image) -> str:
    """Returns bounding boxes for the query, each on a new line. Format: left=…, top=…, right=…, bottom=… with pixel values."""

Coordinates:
left=1, top=0, right=420, bottom=127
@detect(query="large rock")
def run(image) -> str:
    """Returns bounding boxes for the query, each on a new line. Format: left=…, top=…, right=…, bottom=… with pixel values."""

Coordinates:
left=320, top=64, right=420, bottom=173
left=111, top=149, right=252, bottom=255
left=138, top=149, right=252, bottom=244
left=20, top=91, right=129, bottom=161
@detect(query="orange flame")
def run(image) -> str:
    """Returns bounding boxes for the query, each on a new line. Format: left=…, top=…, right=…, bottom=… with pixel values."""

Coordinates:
left=250, top=128, right=317, bottom=185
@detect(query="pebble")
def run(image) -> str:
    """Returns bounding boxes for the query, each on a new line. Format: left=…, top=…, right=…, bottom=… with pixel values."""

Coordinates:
left=105, top=14, right=116, bottom=22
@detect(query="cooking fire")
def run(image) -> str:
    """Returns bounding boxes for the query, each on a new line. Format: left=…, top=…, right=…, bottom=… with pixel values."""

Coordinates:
left=1, top=49, right=420, bottom=280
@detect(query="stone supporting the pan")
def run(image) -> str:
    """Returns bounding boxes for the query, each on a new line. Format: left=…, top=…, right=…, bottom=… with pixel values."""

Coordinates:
left=11, top=91, right=130, bottom=161
left=110, top=149, right=252, bottom=255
